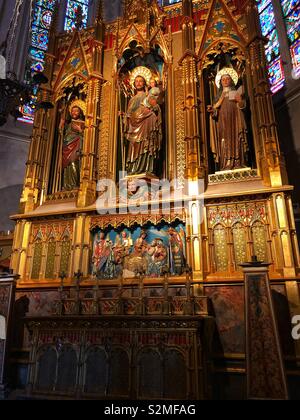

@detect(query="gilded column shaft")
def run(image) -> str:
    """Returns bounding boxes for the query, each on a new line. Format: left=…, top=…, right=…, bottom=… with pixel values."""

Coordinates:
left=180, top=0, right=203, bottom=181
left=180, top=0, right=203, bottom=280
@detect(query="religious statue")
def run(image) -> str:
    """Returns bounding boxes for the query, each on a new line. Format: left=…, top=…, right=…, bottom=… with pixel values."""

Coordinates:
left=169, top=227, right=186, bottom=276
left=207, top=67, right=248, bottom=171
left=123, top=66, right=162, bottom=176
left=92, top=224, right=187, bottom=279
left=92, top=232, right=111, bottom=275
left=59, top=100, right=86, bottom=190
left=148, top=238, right=168, bottom=277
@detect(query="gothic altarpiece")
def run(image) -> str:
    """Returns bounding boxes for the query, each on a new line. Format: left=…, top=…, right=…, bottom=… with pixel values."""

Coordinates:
left=9, top=0, right=300, bottom=399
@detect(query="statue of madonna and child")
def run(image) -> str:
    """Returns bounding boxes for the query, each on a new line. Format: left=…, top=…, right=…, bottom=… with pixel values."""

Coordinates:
left=121, top=66, right=163, bottom=177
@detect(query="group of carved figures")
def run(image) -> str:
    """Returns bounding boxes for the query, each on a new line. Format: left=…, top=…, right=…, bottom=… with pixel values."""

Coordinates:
left=92, top=225, right=186, bottom=279
left=58, top=64, right=249, bottom=191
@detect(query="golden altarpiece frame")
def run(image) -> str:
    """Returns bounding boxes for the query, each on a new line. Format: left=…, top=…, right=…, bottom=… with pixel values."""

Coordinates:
left=10, top=0, right=300, bottom=358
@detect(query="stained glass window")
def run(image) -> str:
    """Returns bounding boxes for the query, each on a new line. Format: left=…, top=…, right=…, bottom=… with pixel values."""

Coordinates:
left=19, top=0, right=56, bottom=124
left=280, top=0, right=300, bottom=78
left=257, top=0, right=285, bottom=93
left=20, top=0, right=91, bottom=123
left=160, top=0, right=181, bottom=4
left=64, top=0, right=90, bottom=31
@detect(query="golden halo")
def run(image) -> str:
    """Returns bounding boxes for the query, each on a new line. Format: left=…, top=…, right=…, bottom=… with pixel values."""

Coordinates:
left=216, top=67, right=239, bottom=89
left=130, top=66, right=153, bottom=88
left=69, top=99, right=87, bottom=116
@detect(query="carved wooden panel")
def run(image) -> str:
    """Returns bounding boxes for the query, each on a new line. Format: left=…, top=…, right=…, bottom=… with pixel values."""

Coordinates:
left=207, top=201, right=270, bottom=273
left=45, top=242, right=56, bottom=279
left=213, top=225, right=228, bottom=272
left=31, top=242, right=43, bottom=280
left=28, top=222, right=74, bottom=281
left=36, top=347, right=57, bottom=392
left=84, top=347, right=107, bottom=395
left=26, top=317, right=213, bottom=400
left=59, top=240, right=71, bottom=275
left=232, top=223, right=247, bottom=267
left=252, top=221, right=268, bottom=263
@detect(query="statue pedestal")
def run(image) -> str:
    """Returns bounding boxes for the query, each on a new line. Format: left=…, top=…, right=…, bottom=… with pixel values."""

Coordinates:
left=241, top=260, right=288, bottom=400
left=119, top=173, right=161, bottom=204
left=0, top=274, right=18, bottom=400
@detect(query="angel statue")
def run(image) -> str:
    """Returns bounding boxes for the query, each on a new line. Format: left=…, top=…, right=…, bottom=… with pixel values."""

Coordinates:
left=207, top=67, right=248, bottom=172
left=59, top=99, right=86, bottom=190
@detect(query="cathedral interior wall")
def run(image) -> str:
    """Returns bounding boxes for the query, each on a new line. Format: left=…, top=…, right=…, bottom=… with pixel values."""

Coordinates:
left=0, top=121, right=31, bottom=232
left=275, top=90, right=300, bottom=232
left=0, top=0, right=299, bottom=400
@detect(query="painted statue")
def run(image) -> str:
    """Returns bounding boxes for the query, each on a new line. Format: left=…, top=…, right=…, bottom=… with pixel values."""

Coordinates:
left=92, top=225, right=187, bottom=279
left=119, top=231, right=133, bottom=256
left=148, top=238, right=168, bottom=276
left=92, top=232, right=111, bottom=275
left=208, top=67, right=248, bottom=171
left=123, top=67, right=162, bottom=176
left=60, top=100, right=86, bottom=190
left=169, top=227, right=186, bottom=275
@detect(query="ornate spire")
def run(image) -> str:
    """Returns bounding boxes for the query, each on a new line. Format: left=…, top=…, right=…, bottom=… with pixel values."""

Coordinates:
left=95, top=0, right=104, bottom=42
left=123, top=0, right=148, bottom=25
left=96, top=0, right=103, bottom=22
left=182, top=0, right=193, bottom=18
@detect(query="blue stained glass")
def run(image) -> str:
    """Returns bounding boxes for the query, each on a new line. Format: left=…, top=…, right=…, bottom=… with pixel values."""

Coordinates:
left=260, top=4, right=276, bottom=36
left=36, top=0, right=56, bottom=8
left=31, top=61, right=45, bottom=73
left=31, top=25, right=50, bottom=51
left=20, top=0, right=56, bottom=123
left=285, top=9, right=300, bottom=43
left=64, top=0, right=89, bottom=31
left=160, top=0, right=181, bottom=4
left=291, top=39, right=300, bottom=77
left=28, top=1, right=56, bottom=74
left=265, top=29, right=280, bottom=63
left=268, top=58, right=285, bottom=93
left=280, top=0, right=299, bottom=17
left=281, top=0, right=300, bottom=77
left=29, top=47, right=45, bottom=62
left=257, top=0, right=272, bottom=14
left=257, top=0, right=285, bottom=93
left=34, top=6, right=52, bottom=29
